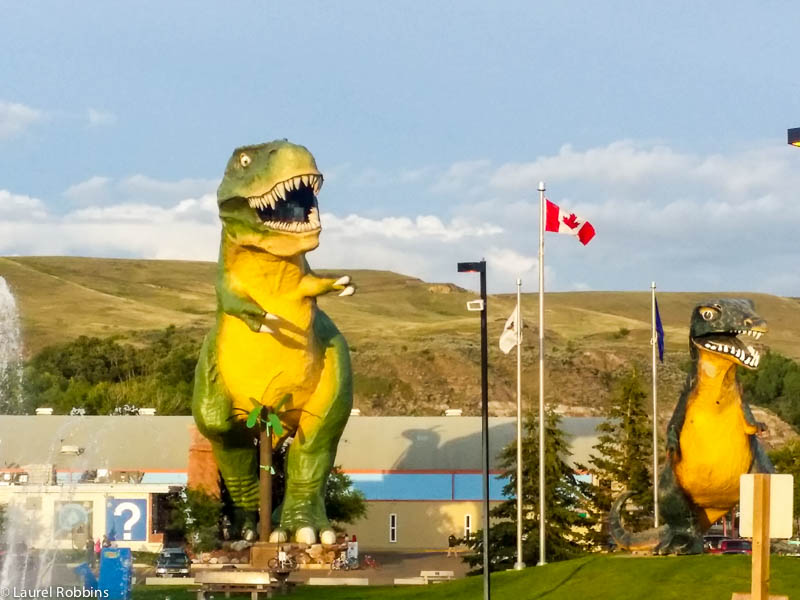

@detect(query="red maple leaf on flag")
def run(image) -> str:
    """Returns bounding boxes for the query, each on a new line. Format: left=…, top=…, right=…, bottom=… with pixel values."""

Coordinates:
left=562, top=213, right=580, bottom=229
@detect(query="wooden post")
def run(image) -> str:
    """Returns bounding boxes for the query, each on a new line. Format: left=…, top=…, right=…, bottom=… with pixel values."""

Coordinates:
left=751, top=473, right=771, bottom=600
left=259, top=428, right=272, bottom=542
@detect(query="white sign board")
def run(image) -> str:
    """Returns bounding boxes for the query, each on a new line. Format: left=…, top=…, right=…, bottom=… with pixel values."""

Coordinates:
left=739, top=474, right=794, bottom=539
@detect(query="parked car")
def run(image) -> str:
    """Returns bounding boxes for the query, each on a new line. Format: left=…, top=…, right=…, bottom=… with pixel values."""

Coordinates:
left=772, top=539, right=800, bottom=556
left=703, top=535, right=729, bottom=553
left=155, top=548, right=191, bottom=577
left=719, top=539, right=752, bottom=555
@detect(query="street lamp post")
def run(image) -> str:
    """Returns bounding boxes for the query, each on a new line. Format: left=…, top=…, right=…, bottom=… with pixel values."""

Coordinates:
left=457, top=260, right=490, bottom=600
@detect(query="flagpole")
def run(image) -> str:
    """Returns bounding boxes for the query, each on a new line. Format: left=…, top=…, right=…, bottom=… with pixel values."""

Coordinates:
left=651, top=282, right=659, bottom=527
left=514, top=278, right=525, bottom=570
left=537, top=181, right=546, bottom=566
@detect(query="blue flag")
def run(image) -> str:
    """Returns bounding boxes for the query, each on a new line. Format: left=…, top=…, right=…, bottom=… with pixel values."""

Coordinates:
left=655, top=298, right=665, bottom=362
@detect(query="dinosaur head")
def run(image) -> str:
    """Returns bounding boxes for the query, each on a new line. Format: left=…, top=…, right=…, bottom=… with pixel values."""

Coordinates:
left=689, top=298, right=767, bottom=369
left=217, top=140, right=323, bottom=257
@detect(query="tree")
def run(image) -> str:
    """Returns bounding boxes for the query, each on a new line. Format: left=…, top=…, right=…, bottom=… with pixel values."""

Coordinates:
left=169, top=487, right=224, bottom=552
left=20, top=327, right=200, bottom=416
left=740, top=350, right=800, bottom=431
left=461, top=409, right=591, bottom=571
left=582, top=367, right=654, bottom=548
left=324, top=467, right=368, bottom=529
left=768, top=441, right=800, bottom=534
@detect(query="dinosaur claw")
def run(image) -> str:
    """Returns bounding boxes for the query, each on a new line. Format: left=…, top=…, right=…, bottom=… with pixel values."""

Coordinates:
left=269, top=528, right=288, bottom=543
left=334, top=276, right=351, bottom=287
left=259, top=324, right=273, bottom=333
left=319, top=529, right=336, bottom=545
left=339, top=286, right=355, bottom=297
left=295, top=527, right=316, bottom=545
left=264, top=312, right=280, bottom=321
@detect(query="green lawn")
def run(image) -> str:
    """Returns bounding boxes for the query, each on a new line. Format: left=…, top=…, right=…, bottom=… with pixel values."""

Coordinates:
left=134, top=554, right=800, bottom=600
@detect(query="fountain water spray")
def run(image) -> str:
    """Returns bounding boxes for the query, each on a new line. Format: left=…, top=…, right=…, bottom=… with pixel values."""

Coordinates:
left=0, top=276, right=23, bottom=413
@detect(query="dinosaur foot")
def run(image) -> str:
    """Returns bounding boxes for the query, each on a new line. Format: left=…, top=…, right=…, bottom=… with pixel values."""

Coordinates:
left=242, top=527, right=257, bottom=543
left=293, top=526, right=337, bottom=545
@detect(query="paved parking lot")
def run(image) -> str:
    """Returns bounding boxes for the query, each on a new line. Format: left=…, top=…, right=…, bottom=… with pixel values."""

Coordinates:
left=139, top=550, right=472, bottom=586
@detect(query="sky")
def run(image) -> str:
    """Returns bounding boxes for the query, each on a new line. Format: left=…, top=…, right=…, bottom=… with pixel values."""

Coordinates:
left=2, top=1, right=799, bottom=295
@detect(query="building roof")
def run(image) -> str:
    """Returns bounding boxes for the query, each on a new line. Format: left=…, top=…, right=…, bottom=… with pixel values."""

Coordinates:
left=0, top=415, right=192, bottom=472
left=0, top=415, right=603, bottom=473
left=337, top=416, right=603, bottom=471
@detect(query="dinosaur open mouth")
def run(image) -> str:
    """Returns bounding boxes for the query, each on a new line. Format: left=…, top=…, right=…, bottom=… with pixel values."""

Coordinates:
left=247, top=173, right=322, bottom=233
left=693, top=328, right=765, bottom=368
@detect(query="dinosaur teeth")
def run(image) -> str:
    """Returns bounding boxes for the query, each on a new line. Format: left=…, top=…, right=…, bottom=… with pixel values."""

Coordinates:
left=308, top=207, right=320, bottom=227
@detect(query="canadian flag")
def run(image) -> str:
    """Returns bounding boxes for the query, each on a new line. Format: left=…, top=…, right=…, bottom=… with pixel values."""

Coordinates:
left=545, top=199, right=596, bottom=245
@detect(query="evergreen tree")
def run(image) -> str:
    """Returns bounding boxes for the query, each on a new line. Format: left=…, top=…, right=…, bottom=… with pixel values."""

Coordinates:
left=462, top=409, right=591, bottom=570
left=582, top=367, right=654, bottom=548
left=768, top=441, right=800, bottom=534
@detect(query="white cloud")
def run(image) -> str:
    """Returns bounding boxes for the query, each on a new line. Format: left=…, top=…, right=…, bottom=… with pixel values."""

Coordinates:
left=6, top=138, right=800, bottom=296
left=87, top=108, right=117, bottom=127
left=429, top=159, right=493, bottom=195
left=322, top=213, right=502, bottom=241
left=0, top=101, right=45, bottom=139
left=485, top=247, right=536, bottom=277
left=67, top=194, right=217, bottom=225
left=0, top=190, right=48, bottom=219
left=485, top=140, right=800, bottom=200
left=63, top=176, right=112, bottom=204
left=63, top=175, right=218, bottom=207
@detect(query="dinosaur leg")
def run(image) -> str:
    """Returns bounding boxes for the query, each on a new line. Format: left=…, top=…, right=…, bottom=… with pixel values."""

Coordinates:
left=192, top=331, right=260, bottom=541
left=277, top=311, right=352, bottom=545
left=656, top=465, right=704, bottom=554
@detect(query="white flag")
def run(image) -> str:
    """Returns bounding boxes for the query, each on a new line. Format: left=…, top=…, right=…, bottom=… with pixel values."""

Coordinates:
left=499, top=303, right=521, bottom=354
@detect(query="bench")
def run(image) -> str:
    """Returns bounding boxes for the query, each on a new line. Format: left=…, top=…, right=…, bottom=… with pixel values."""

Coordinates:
left=394, top=577, right=427, bottom=585
left=307, top=577, right=369, bottom=586
left=194, top=569, right=294, bottom=599
left=420, top=570, right=455, bottom=584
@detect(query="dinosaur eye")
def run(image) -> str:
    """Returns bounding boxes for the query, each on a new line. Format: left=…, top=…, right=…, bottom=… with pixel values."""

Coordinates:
left=701, top=309, right=715, bottom=321
left=239, top=153, right=251, bottom=168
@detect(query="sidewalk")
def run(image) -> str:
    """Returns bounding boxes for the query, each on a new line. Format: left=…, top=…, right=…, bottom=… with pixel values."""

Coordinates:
left=286, top=550, right=471, bottom=586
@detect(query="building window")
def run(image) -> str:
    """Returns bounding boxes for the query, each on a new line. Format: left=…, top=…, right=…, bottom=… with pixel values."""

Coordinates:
left=464, top=514, right=472, bottom=540
left=389, top=513, right=398, bottom=543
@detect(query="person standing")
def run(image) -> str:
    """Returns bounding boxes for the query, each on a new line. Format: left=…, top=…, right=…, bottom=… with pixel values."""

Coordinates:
left=86, top=538, right=94, bottom=568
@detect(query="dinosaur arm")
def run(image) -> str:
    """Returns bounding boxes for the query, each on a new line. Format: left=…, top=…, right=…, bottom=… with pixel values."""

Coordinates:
left=666, top=385, right=691, bottom=459
left=297, top=258, right=355, bottom=298
left=740, top=399, right=765, bottom=435
left=216, top=277, right=266, bottom=332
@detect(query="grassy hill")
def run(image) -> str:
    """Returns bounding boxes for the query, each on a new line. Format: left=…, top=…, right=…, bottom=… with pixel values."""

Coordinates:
left=136, top=555, right=800, bottom=600
left=2, top=256, right=799, bottom=442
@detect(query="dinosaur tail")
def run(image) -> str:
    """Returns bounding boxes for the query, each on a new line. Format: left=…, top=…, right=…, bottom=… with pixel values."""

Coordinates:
left=609, top=490, right=669, bottom=552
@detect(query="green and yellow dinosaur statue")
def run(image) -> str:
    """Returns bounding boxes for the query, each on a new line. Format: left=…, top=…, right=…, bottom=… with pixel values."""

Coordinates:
left=192, top=140, right=355, bottom=545
left=611, top=298, right=774, bottom=554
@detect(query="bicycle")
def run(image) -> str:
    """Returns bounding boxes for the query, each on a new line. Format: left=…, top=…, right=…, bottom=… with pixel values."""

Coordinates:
left=330, top=552, right=359, bottom=571
left=267, top=550, right=297, bottom=571
left=361, top=554, right=380, bottom=569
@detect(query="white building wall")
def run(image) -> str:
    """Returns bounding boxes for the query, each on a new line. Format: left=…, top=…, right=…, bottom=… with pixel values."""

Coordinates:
left=0, top=484, right=171, bottom=552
